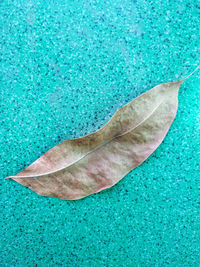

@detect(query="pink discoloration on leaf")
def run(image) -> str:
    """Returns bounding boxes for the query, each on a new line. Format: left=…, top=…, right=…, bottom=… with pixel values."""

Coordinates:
left=6, top=66, right=199, bottom=200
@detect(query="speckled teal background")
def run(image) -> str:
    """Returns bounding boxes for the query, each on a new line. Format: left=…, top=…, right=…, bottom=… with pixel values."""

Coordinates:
left=0, top=0, right=200, bottom=266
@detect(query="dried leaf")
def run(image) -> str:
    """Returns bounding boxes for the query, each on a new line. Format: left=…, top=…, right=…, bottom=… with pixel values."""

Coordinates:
left=6, top=67, right=199, bottom=200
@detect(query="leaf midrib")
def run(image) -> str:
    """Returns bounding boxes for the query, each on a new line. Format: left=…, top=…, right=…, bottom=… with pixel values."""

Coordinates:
left=13, top=100, right=164, bottom=178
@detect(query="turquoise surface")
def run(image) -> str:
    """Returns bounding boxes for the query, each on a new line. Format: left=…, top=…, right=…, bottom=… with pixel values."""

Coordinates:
left=0, top=0, right=200, bottom=266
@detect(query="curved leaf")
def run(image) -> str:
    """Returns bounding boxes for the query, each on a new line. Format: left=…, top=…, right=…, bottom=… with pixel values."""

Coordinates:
left=6, top=67, right=199, bottom=200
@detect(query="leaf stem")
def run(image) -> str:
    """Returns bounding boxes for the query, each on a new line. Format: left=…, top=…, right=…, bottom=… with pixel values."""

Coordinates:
left=180, top=65, right=200, bottom=83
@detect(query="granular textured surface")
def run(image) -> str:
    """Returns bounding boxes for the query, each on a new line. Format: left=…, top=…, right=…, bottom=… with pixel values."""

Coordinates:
left=0, top=0, right=200, bottom=266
